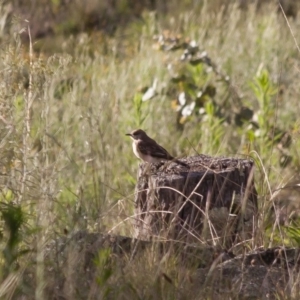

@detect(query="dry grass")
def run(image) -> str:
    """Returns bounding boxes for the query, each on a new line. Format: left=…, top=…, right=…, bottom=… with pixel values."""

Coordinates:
left=0, top=1, right=300, bottom=298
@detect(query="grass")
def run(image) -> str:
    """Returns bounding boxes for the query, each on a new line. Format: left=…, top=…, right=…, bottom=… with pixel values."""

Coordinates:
left=1, top=0, right=300, bottom=298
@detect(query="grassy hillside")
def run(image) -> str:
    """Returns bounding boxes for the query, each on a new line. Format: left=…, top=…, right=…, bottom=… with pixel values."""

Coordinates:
left=0, top=1, right=300, bottom=298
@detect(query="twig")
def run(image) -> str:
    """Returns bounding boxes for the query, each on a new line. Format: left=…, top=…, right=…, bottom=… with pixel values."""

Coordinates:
left=278, top=1, right=300, bottom=54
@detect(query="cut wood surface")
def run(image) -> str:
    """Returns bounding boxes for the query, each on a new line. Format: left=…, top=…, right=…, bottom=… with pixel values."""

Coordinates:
left=134, top=155, right=257, bottom=244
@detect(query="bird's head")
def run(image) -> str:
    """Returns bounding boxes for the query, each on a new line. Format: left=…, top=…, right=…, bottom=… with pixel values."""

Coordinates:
left=126, top=129, right=148, bottom=140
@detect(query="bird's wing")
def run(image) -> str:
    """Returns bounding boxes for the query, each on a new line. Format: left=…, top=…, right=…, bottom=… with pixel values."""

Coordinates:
left=138, top=140, right=174, bottom=160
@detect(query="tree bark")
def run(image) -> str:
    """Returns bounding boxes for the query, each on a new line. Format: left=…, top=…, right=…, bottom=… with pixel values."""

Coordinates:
left=134, top=155, right=257, bottom=246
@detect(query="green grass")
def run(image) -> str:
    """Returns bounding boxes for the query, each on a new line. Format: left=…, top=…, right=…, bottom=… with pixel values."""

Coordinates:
left=1, top=1, right=300, bottom=298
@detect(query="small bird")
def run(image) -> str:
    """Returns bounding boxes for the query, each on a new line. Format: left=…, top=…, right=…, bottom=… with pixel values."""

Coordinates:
left=126, top=129, right=187, bottom=166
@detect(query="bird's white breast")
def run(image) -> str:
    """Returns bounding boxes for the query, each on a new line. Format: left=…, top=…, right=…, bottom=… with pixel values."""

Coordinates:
left=132, top=142, right=140, bottom=159
left=132, top=141, right=159, bottom=163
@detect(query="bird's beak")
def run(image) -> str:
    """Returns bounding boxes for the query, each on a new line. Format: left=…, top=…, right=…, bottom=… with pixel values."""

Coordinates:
left=125, top=133, right=132, bottom=137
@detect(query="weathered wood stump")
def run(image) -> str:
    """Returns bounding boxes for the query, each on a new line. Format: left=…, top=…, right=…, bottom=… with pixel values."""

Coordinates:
left=134, top=155, right=257, bottom=245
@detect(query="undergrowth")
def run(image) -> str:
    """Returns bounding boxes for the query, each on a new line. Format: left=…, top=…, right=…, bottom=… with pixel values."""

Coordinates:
left=0, top=1, right=300, bottom=299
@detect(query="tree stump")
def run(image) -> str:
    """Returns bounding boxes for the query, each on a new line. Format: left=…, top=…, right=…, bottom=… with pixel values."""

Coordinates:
left=134, top=155, right=257, bottom=246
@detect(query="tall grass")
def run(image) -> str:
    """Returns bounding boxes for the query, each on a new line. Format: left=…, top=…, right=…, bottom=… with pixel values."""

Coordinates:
left=0, top=1, right=300, bottom=298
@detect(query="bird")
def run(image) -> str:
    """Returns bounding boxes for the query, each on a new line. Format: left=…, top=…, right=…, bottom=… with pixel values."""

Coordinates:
left=126, top=129, right=188, bottom=166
